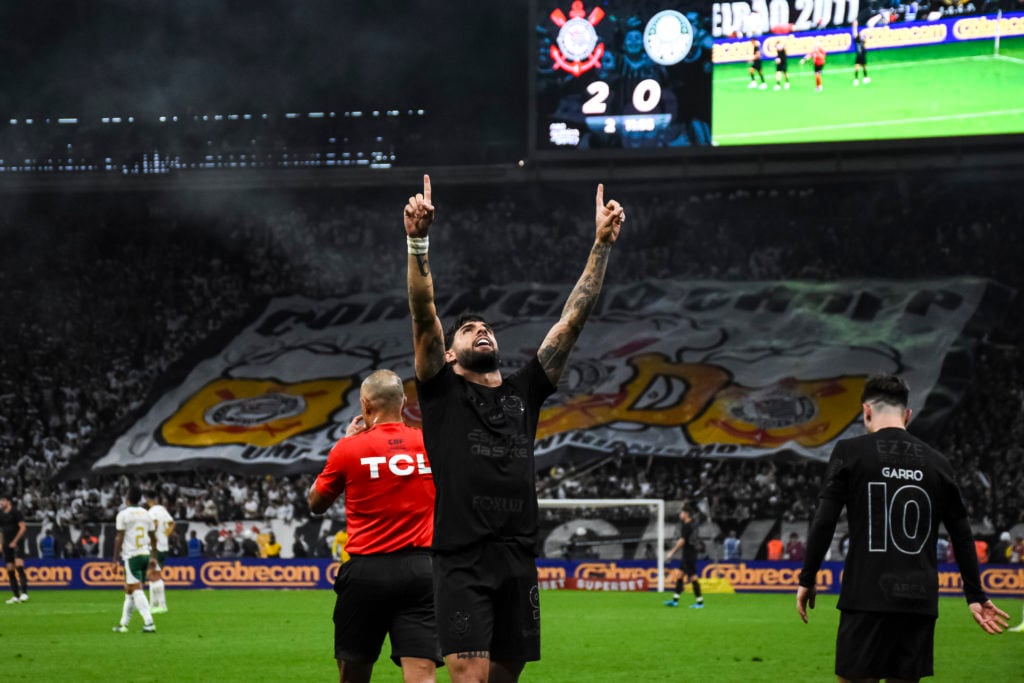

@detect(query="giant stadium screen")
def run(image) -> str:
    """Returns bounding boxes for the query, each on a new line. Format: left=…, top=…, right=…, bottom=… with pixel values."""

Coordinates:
left=530, top=0, right=1024, bottom=155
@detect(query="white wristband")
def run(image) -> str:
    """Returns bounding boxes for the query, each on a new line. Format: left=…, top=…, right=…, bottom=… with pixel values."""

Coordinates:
left=407, top=236, right=429, bottom=255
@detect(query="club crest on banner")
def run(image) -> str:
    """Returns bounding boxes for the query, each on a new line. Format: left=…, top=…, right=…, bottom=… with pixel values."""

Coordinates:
left=88, top=278, right=1002, bottom=473
left=687, top=377, right=865, bottom=447
left=160, top=377, right=353, bottom=448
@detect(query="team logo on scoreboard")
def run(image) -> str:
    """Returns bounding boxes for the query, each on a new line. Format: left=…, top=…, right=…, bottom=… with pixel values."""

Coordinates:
left=643, top=10, right=694, bottom=66
left=549, top=1, right=606, bottom=77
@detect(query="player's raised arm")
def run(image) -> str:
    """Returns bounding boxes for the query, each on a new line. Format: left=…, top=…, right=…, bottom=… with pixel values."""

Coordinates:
left=537, top=183, right=624, bottom=386
left=405, top=174, right=446, bottom=381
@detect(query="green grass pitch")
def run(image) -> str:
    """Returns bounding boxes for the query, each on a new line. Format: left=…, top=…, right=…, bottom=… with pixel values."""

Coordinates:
left=712, top=37, right=1024, bottom=145
left=2, top=589, right=1018, bottom=681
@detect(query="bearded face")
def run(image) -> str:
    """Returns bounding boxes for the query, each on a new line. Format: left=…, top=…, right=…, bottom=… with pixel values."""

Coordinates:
left=448, top=319, right=500, bottom=373
left=455, top=345, right=500, bottom=373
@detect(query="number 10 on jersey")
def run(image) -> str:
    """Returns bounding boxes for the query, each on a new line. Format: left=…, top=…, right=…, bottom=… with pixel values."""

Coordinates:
left=868, top=482, right=933, bottom=555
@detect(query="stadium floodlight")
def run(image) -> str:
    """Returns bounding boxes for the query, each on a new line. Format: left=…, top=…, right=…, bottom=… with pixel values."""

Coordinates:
left=538, top=498, right=666, bottom=592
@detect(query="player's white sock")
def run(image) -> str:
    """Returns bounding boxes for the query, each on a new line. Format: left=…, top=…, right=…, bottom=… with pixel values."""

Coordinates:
left=132, top=589, right=154, bottom=625
left=121, top=594, right=134, bottom=626
left=150, top=579, right=165, bottom=608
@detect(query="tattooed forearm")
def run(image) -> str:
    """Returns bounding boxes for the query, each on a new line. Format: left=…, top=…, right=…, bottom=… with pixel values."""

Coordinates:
left=415, top=252, right=430, bottom=277
left=538, top=242, right=613, bottom=384
left=537, top=334, right=571, bottom=378
left=560, top=243, right=611, bottom=327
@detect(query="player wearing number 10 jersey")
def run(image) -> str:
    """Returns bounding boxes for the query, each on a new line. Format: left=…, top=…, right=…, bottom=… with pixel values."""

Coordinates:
left=797, top=374, right=1008, bottom=681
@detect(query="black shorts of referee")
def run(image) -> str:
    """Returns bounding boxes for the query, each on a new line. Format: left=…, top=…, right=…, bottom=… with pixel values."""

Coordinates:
left=332, top=549, right=441, bottom=666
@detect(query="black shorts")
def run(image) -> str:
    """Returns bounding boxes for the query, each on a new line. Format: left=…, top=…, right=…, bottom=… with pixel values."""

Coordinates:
left=750, top=58, right=763, bottom=70
left=332, top=550, right=441, bottom=666
left=434, top=541, right=540, bottom=662
left=814, top=63, right=824, bottom=73
left=836, top=610, right=935, bottom=680
left=855, top=53, right=867, bottom=66
left=680, top=549, right=698, bottom=577
left=3, top=543, right=23, bottom=564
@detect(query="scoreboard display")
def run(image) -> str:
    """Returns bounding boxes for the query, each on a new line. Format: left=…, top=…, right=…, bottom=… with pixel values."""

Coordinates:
left=531, top=0, right=714, bottom=154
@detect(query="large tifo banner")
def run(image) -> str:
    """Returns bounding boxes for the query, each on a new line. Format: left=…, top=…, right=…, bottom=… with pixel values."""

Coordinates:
left=6, top=559, right=1024, bottom=598
left=90, top=278, right=1004, bottom=473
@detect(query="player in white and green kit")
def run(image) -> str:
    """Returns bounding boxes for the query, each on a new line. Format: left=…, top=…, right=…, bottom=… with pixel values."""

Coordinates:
left=146, top=491, right=175, bottom=614
left=112, top=487, right=157, bottom=633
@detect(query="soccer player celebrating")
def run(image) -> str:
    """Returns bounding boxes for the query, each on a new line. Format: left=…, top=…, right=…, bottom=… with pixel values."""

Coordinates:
left=112, top=486, right=157, bottom=633
left=748, top=38, right=767, bottom=89
left=404, top=175, right=623, bottom=682
left=0, top=494, right=28, bottom=604
left=664, top=505, right=704, bottom=608
left=309, top=369, right=440, bottom=683
left=853, top=27, right=870, bottom=86
left=145, top=491, right=174, bottom=614
left=800, top=41, right=827, bottom=91
left=774, top=44, right=790, bottom=90
left=796, top=375, right=1008, bottom=681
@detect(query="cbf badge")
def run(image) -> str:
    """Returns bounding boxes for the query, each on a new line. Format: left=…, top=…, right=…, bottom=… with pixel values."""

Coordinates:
left=549, top=1, right=606, bottom=77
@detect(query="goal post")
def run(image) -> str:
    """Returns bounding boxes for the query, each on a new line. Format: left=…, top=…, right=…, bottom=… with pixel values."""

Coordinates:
left=538, top=498, right=667, bottom=592
left=995, top=9, right=1002, bottom=57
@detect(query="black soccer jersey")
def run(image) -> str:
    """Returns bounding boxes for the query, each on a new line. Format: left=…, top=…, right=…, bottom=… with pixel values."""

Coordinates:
left=0, top=503, right=23, bottom=543
left=776, top=48, right=788, bottom=71
left=680, top=518, right=699, bottom=558
left=801, top=427, right=983, bottom=616
left=416, top=357, right=555, bottom=554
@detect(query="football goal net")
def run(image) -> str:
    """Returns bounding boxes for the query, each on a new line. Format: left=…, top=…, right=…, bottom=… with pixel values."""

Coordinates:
left=537, top=498, right=667, bottom=592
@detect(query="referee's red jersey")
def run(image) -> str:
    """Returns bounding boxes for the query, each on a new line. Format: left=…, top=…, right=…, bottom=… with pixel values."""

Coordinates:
left=314, top=422, right=434, bottom=555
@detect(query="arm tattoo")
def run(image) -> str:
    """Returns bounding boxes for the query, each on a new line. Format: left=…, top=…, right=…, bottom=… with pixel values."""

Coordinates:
left=539, top=243, right=612, bottom=381
left=415, top=253, right=430, bottom=277
left=560, top=244, right=610, bottom=329
left=537, top=331, right=571, bottom=379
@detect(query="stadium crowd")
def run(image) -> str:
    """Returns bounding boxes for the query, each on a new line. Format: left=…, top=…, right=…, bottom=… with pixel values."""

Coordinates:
left=1, top=175, right=1023, bottom=556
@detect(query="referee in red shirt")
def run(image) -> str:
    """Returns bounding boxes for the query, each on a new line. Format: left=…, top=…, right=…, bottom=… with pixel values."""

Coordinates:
left=309, top=369, right=440, bottom=683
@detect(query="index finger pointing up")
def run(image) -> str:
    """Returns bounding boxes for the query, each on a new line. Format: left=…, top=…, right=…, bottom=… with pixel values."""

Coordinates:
left=423, top=174, right=432, bottom=203
left=596, top=183, right=604, bottom=209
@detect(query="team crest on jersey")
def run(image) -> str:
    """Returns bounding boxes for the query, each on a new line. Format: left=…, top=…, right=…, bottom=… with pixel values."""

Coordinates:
left=549, top=1, right=606, bottom=77
left=448, top=611, right=471, bottom=637
left=160, top=377, right=353, bottom=448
